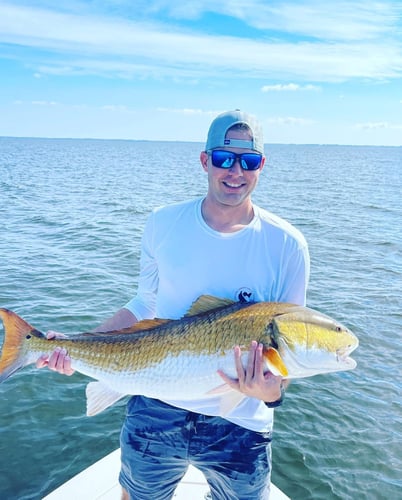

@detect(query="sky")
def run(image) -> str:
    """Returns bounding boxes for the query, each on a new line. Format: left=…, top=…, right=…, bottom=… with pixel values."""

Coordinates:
left=1, top=0, right=402, bottom=146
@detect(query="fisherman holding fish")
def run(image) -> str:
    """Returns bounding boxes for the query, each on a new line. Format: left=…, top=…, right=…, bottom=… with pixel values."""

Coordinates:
left=36, top=110, right=310, bottom=499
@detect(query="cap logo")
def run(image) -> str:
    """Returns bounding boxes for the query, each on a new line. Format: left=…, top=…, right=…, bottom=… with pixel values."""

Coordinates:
left=222, top=138, right=255, bottom=150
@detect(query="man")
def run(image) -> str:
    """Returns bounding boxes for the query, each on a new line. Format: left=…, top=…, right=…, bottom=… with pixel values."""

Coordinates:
left=38, top=110, right=309, bottom=499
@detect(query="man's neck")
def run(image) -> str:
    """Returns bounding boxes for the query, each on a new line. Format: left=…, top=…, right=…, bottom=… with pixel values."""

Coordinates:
left=201, top=197, right=255, bottom=233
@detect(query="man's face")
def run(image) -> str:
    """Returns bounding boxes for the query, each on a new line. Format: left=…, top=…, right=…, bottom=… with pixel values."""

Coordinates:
left=201, top=128, right=265, bottom=209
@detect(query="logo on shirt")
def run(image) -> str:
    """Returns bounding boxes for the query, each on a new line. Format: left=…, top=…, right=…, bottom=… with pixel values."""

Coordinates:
left=237, top=288, right=254, bottom=303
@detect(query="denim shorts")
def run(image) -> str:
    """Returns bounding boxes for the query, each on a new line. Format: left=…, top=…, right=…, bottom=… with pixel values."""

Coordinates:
left=119, top=396, right=272, bottom=500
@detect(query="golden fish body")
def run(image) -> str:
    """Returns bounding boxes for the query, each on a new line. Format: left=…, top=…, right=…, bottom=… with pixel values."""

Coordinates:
left=0, top=296, right=358, bottom=415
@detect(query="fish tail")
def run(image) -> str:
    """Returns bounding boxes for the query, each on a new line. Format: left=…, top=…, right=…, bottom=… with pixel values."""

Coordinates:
left=0, top=308, right=40, bottom=382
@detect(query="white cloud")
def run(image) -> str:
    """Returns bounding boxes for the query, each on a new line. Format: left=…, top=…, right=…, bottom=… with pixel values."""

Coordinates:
left=157, top=107, right=220, bottom=116
left=261, top=83, right=320, bottom=92
left=138, top=0, right=402, bottom=41
left=32, top=100, right=58, bottom=106
left=267, top=116, right=314, bottom=126
left=355, top=121, right=402, bottom=130
left=0, top=2, right=401, bottom=82
left=101, top=105, right=129, bottom=112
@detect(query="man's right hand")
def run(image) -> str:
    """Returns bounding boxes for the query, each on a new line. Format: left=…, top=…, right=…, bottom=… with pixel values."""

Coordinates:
left=36, top=331, right=75, bottom=376
left=35, top=308, right=136, bottom=377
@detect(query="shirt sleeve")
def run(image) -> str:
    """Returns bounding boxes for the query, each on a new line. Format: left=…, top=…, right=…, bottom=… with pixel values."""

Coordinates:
left=124, top=212, right=158, bottom=320
left=279, top=238, right=310, bottom=306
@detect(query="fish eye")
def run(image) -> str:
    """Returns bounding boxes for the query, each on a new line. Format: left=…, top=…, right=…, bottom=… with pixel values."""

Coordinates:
left=25, top=334, right=31, bottom=339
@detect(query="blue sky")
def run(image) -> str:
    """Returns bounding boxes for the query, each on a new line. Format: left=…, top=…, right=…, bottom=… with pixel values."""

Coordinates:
left=1, top=0, right=402, bottom=145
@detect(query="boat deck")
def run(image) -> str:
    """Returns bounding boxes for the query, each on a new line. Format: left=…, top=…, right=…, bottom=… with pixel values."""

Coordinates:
left=43, top=449, right=290, bottom=499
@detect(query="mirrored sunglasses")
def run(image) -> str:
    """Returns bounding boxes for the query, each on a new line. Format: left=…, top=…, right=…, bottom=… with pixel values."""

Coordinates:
left=209, top=150, right=262, bottom=171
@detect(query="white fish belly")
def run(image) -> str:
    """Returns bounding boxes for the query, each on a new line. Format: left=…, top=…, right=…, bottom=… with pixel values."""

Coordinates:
left=74, top=352, right=240, bottom=400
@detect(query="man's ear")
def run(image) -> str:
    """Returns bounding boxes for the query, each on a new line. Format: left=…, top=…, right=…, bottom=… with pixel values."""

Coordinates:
left=200, top=151, right=209, bottom=172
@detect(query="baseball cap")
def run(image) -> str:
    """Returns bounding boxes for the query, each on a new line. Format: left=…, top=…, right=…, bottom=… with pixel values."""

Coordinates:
left=205, top=110, right=264, bottom=154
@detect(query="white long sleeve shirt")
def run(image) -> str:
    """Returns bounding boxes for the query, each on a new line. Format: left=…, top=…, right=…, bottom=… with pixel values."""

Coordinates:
left=125, top=197, right=310, bottom=432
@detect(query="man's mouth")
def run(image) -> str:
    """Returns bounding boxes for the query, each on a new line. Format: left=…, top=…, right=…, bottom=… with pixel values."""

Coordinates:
left=223, top=181, right=245, bottom=189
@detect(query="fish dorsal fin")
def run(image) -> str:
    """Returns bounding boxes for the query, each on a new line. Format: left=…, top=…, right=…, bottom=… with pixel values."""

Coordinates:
left=115, top=318, right=171, bottom=334
left=83, top=318, right=171, bottom=337
left=185, top=295, right=235, bottom=317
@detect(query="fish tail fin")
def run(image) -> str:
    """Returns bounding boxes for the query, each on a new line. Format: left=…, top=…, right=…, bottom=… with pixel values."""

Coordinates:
left=263, top=347, right=289, bottom=377
left=0, top=308, right=38, bottom=382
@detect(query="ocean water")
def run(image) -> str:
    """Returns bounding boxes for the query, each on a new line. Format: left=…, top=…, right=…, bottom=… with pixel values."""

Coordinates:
left=0, top=137, right=401, bottom=500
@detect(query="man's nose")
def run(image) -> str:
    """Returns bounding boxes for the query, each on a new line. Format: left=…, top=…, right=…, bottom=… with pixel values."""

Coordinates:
left=228, top=158, right=243, bottom=173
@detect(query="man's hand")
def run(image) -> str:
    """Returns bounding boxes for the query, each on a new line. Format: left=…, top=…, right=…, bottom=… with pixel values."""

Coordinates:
left=36, top=331, right=75, bottom=376
left=217, top=340, right=283, bottom=403
left=34, top=308, right=137, bottom=377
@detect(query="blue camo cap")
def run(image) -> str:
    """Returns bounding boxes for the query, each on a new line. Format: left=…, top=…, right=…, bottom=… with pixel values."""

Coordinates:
left=205, top=110, right=264, bottom=154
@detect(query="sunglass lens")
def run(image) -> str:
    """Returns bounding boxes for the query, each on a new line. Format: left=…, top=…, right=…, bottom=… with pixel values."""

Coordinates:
left=241, top=154, right=261, bottom=170
left=211, top=151, right=235, bottom=168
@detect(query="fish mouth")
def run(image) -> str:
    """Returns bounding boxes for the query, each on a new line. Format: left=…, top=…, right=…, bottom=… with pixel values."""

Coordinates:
left=336, top=344, right=358, bottom=368
left=338, top=354, right=357, bottom=369
left=276, top=335, right=359, bottom=377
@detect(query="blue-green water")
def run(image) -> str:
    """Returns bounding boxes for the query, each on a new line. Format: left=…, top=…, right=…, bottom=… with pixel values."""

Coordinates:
left=0, top=138, right=401, bottom=499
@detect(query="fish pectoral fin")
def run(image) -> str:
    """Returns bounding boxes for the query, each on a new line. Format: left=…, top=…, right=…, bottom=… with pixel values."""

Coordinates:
left=218, top=389, right=247, bottom=416
left=264, top=347, right=289, bottom=377
left=206, top=382, right=234, bottom=395
left=86, top=381, right=126, bottom=417
left=207, top=383, right=247, bottom=415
